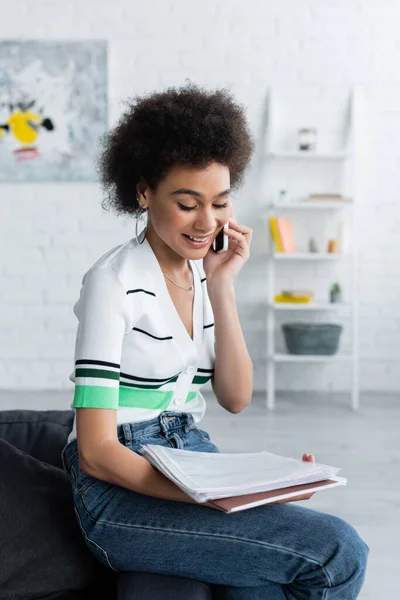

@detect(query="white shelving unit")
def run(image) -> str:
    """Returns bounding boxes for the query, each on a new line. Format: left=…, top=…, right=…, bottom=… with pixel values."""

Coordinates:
left=271, top=303, right=351, bottom=311
left=261, top=87, right=363, bottom=412
left=272, top=252, right=345, bottom=261
left=266, top=152, right=351, bottom=160
left=274, top=354, right=353, bottom=363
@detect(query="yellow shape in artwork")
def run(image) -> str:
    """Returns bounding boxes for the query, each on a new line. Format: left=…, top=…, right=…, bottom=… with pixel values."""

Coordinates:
left=7, top=110, right=42, bottom=144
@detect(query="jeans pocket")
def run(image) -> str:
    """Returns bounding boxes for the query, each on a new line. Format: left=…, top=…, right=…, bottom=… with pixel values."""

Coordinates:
left=189, top=425, right=211, bottom=443
left=123, top=429, right=173, bottom=455
left=77, top=470, right=99, bottom=496
left=71, top=457, right=112, bottom=501
left=69, top=456, right=95, bottom=495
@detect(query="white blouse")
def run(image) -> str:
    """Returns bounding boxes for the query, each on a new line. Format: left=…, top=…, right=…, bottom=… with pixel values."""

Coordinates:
left=67, top=236, right=216, bottom=444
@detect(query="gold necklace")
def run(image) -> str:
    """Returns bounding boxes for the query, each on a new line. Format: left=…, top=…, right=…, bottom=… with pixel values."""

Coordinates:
left=162, top=271, right=194, bottom=292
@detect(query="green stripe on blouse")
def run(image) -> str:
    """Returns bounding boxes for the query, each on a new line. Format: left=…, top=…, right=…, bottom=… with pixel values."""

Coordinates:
left=73, top=385, right=119, bottom=409
left=192, top=375, right=212, bottom=385
left=119, top=388, right=197, bottom=409
left=73, top=385, right=198, bottom=410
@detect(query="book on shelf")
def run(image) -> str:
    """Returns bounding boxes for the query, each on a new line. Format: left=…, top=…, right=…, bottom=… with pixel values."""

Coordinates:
left=269, top=216, right=283, bottom=251
left=141, top=445, right=347, bottom=514
left=308, top=194, right=353, bottom=203
left=269, top=216, right=297, bottom=253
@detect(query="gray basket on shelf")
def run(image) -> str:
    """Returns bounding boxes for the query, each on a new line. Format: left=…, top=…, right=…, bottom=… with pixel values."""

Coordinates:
left=282, top=323, right=343, bottom=355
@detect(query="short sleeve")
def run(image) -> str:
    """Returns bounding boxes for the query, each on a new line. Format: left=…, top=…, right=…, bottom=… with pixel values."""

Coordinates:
left=71, top=266, right=131, bottom=410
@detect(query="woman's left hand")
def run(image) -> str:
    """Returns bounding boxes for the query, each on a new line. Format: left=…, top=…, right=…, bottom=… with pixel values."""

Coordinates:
left=273, top=453, right=316, bottom=505
left=203, top=216, right=252, bottom=284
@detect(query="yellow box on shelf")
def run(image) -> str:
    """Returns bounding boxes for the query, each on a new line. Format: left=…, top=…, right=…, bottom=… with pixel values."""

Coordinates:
left=274, top=291, right=314, bottom=304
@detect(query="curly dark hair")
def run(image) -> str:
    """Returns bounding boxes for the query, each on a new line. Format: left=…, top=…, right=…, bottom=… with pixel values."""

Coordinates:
left=98, top=82, right=255, bottom=217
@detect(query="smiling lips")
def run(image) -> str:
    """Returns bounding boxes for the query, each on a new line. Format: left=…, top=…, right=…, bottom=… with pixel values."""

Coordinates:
left=182, top=234, right=211, bottom=248
left=185, top=234, right=210, bottom=242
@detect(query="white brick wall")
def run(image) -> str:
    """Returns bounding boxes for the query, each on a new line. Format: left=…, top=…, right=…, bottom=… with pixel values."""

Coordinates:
left=1, top=0, right=400, bottom=393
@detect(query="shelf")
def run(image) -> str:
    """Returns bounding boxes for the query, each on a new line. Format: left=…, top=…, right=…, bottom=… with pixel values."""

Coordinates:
left=270, top=303, right=350, bottom=311
left=266, top=151, right=351, bottom=160
left=264, top=86, right=361, bottom=411
left=271, top=253, right=345, bottom=261
left=264, top=200, right=352, bottom=211
left=272, top=353, right=353, bottom=363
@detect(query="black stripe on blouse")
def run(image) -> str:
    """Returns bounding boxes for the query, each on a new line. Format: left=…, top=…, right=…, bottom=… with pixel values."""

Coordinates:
left=120, top=372, right=180, bottom=383
left=75, top=359, right=120, bottom=369
left=126, top=289, right=156, bottom=297
left=132, top=327, right=173, bottom=341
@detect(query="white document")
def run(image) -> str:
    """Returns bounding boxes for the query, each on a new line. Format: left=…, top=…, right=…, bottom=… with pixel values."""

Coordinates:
left=141, top=445, right=344, bottom=503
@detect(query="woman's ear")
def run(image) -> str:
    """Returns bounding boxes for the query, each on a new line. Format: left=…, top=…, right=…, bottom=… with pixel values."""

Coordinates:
left=136, top=182, right=148, bottom=209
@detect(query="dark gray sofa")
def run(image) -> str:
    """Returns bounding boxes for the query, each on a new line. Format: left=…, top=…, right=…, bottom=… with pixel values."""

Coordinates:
left=0, top=409, right=213, bottom=600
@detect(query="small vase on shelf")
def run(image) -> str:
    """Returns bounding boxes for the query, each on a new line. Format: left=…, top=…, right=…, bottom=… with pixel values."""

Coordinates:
left=298, top=128, right=317, bottom=151
left=330, top=283, right=342, bottom=303
left=309, top=238, right=319, bottom=253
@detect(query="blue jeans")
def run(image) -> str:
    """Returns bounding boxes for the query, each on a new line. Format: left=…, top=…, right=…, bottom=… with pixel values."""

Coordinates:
left=61, top=411, right=369, bottom=599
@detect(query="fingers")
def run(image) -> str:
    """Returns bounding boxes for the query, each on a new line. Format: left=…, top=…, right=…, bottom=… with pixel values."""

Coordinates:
left=302, top=453, right=316, bottom=462
left=224, top=228, right=250, bottom=257
left=224, top=228, right=246, bottom=242
left=225, top=220, right=253, bottom=253
left=228, top=217, right=252, bottom=236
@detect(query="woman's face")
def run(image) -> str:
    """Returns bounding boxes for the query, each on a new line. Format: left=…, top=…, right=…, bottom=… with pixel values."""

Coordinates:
left=138, top=162, right=231, bottom=260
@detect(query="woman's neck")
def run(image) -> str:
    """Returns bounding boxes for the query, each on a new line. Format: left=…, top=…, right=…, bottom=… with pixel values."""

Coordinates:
left=144, top=226, right=191, bottom=278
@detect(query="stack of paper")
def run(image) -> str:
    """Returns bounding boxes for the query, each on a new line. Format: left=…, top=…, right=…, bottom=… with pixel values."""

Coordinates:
left=141, top=446, right=347, bottom=513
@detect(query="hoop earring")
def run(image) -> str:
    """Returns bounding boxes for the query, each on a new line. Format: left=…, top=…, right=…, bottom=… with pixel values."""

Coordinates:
left=134, top=208, right=148, bottom=245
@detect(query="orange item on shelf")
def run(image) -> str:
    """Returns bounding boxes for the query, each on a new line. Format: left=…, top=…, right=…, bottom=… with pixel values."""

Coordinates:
left=276, top=217, right=297, bottom=252
left=327, top=239, right=338, bottom=253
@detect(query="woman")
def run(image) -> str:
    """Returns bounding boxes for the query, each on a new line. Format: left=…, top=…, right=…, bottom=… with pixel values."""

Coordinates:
left=62, top=83, right=369, bottom=599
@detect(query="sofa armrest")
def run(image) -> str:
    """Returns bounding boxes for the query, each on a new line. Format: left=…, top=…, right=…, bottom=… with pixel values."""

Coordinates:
left=0, top=409, right=74, bottom=468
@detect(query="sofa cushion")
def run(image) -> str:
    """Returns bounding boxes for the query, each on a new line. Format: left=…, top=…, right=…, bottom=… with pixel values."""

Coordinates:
left=0, top=410, right=73, bottom=469
left=0, top=437, right=114, bottom=600
left=117, top=572, right=213, bottom=600
left=0, top=410, right=213, bottom=600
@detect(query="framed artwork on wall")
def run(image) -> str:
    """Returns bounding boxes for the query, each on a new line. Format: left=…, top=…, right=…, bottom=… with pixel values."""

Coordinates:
left=0, top=40, right=107, bottom=182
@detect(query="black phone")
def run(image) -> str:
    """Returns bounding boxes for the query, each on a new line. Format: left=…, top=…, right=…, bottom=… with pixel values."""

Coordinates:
left=212, top=223, right=229, bottom=253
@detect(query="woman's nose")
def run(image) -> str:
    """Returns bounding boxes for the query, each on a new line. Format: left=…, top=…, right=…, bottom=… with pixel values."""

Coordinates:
left=194, top=211, right=218, bottom=233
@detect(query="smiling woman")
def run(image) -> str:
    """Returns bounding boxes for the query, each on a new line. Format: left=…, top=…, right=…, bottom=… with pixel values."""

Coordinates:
left=61, top=82, right=369, bottom=600
left=136, top=162, right=233, bottom=264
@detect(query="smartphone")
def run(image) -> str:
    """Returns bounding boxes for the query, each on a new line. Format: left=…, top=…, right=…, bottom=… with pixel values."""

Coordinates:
left=212, top=222, right=229, bottom=253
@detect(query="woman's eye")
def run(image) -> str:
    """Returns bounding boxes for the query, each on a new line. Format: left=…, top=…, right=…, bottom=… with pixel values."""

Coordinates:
left=178, top=202, right=229, bottom=211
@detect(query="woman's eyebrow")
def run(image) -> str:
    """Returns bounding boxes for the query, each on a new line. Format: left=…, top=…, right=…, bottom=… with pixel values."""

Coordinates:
left=170, top=188, right=231, bottom=198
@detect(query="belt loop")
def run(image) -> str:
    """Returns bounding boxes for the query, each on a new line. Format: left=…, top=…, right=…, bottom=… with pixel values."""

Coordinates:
left=159, top=412, right=169, bottom=434
left=122, top=423, right=132, bottom=444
